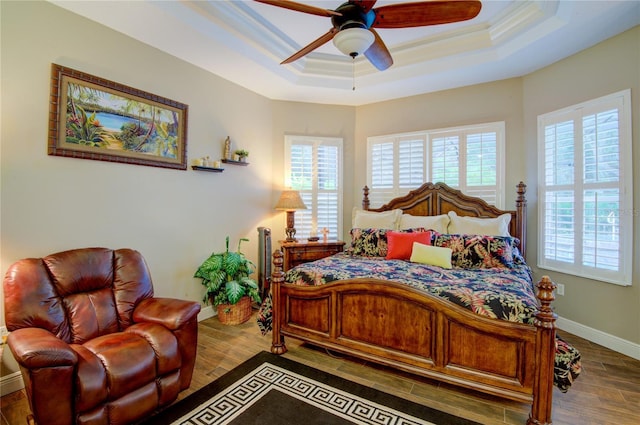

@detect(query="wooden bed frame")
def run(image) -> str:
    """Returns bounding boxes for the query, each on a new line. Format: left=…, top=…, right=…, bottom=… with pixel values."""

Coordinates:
left=269, top=182, right=557, bottom=425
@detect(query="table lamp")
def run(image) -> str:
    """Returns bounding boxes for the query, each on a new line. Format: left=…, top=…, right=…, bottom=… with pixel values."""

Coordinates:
left=274, top=190, right=307, bottom=242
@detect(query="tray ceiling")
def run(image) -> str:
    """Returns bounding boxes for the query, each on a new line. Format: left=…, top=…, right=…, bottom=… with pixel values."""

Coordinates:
left=50, top=1, right=640, bottom=106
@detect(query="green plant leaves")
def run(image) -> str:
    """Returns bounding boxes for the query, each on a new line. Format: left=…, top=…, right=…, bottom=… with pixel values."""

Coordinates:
left=194, top=237, right=261, bottom=306
left=194, top=253, right=223, bottom=279
left=225, top=279, right=245, bottom=304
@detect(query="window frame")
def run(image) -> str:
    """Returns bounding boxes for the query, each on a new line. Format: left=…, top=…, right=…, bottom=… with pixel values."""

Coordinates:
left=284, top=135, right=344, bottom=240
left=537, top=89, right=633, bottom=286
left=366, top=121, right=505, bottom=208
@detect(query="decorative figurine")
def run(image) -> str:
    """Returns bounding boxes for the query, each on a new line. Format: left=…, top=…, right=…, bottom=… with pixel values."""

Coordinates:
left=321, top=227, right=329, bottom=242
left=223, top=136, right=231, bottom=160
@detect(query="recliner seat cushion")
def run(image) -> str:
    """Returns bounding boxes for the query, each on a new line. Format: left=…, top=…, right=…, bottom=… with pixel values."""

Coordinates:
left=83, top=332, right=156, bottom=400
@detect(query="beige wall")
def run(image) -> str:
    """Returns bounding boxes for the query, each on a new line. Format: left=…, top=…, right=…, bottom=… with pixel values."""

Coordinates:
left=271, top=102, right=356, bottom=242
left=2, top=1, right=638, bottom=382
left=354, top=27, right=640, bottom=347
left=522, top=27, right=640, bottom=344
left=0, top=1, right=356, bottom=380
left=354, top=78, right=526, bottom=210
left=1, top=0, right=274, bottom=310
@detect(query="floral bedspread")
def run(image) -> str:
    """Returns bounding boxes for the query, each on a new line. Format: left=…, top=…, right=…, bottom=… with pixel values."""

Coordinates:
left=257, top=253, right=581, bottom=391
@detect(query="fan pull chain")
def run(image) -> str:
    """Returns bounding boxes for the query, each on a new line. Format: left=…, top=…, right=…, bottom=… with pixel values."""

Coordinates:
left=352, top=58, right=356, bottom=91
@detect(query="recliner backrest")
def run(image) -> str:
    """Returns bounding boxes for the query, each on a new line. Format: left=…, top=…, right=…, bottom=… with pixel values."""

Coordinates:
left=4, top=248, right=154, bottom=344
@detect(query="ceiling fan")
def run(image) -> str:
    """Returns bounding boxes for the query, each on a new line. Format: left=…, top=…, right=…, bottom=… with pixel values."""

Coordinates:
left=255, top=0, right=482, bottom=71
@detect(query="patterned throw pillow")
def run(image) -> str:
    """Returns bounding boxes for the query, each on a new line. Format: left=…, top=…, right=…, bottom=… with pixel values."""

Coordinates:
left=432, top=233, right=519, bottom=269
left=348, top=228, right=427, bottom=258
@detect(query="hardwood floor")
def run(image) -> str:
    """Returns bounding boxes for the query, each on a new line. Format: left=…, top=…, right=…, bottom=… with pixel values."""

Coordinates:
left=1, top=314, right=638, bottom=425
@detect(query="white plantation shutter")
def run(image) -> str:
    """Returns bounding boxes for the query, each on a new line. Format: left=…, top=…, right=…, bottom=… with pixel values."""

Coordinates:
left=370, top=142, right=393, bottom=188
left=538, top=90, right=632, bottom=285
left=368, top=141, right=395, bottom=206
left=285, top=136, right=343, bottom=240
left=543, top=190, right=575, bottom=263
left=289, top=143, right=313, bottom=237
left=368, top=123, right=504, bottom=209
left=317, top=144, right=340, bottom=238
left=368, top=135, right=427, bottom=207
left=466, top=132, right=500, bottom=205
left=430, top=135, right=459, bottom=186
left=398, top=138, right=424, bottom=188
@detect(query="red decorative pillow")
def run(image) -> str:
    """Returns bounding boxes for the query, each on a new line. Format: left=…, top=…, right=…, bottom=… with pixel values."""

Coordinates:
left=385, top=231, right=432, bottom=260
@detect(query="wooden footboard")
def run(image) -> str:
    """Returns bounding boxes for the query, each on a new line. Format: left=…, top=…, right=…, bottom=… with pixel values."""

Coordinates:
left=270, top=251, right=557, bottom=425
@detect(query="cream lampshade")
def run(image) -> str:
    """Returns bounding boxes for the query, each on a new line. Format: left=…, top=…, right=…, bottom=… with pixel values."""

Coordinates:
left=274, top=190, right=307, bottom=242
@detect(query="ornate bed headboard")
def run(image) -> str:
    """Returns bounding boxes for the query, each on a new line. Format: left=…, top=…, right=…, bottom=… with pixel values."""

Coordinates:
left=362, top=182, right=527, bottom=258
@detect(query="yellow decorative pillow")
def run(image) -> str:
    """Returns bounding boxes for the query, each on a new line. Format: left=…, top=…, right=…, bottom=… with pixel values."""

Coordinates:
left=410, top=242, right=453, bottom=269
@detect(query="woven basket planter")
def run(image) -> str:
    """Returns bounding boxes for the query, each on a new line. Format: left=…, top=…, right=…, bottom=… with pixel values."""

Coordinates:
left=216, top=296, right=252, bottom=325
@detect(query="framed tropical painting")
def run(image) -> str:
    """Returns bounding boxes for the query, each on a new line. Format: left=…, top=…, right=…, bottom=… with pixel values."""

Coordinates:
left=48, top=64, right=188, bottom=170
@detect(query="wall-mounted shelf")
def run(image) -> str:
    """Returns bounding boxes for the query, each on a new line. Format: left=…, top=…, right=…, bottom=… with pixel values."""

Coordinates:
left=192, top=165, right=224, bottom=173
left=222, top=159, right=249, bottom=166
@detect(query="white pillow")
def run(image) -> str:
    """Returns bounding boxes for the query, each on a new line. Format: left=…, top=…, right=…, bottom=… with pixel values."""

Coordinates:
left=352, top=208, right=402, bottom=230
left=399, top=214, right=449, bottom=233
left=447, top=211, right=511, bottom=236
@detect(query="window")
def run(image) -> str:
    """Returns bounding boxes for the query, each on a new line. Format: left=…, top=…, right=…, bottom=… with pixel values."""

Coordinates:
left=285, top=135, right=343, bottom=240
left=367, top=122, right=505, bottom=208
left=537, top=90, right=632, bottom=285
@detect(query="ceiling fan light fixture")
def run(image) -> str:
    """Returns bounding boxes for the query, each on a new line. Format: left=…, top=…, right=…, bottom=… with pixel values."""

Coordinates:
left=332, top=27, right=374, bottom=58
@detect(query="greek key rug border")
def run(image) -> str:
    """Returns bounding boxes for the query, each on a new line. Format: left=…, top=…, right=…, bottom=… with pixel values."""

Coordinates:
left=173, top=362, right=435, bottom=425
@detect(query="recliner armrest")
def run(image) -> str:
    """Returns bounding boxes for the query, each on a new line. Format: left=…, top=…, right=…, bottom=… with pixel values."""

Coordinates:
left=7, top=328, right=77, bottom=368
left=133, top=298, right=201, bottom=330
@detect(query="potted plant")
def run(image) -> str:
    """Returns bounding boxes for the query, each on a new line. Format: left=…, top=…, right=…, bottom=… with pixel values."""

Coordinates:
left=234, top=149, right=249, bottom=162
left=194, top=236, right=261, bottom=325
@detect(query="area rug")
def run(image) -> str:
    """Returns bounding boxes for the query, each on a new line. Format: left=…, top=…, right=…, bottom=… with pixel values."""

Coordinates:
left=141, top=351, right=480, bottom=425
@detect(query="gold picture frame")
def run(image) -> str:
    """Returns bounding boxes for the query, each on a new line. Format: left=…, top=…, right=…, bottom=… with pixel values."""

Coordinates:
left=48, top=64, right=188, bottom=170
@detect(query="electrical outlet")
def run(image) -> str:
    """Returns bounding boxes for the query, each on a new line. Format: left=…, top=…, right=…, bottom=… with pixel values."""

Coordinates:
left=0, top=326, right=8, bottom=344
left=556, top=283, right=565, bottom=296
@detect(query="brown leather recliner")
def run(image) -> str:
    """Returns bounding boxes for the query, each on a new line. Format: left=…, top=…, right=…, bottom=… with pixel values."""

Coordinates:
left=3, top=248, right=201, bottom=425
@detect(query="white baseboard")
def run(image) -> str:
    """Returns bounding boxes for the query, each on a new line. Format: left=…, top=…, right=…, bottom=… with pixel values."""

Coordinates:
left=198, top=305, right=215, bottom=321
left=557, top=316, right=640, bottom=360
left=0, top=371, right=24, bottom=397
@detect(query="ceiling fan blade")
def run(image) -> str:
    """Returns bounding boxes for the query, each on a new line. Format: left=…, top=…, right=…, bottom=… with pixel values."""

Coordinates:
left=281, top=28, right=338, bottom=64
left=364, top=29, right=393, bottom=71
left=254, top=0, right=341, bottom=17
left=372, top=0, right=481, bottom=28
left=349, top=0, right=378, bottom=14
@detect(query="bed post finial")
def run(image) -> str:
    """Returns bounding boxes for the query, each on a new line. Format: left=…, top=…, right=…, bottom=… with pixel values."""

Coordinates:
left=528, top=275, right=557, bottom=425
left=363, top=186, right=370, bottom=210
left=534, top=276, right=556, bottom=326
left=271, top=249, right=288, bottom=355
left=516, top=182, right=527, bottom=259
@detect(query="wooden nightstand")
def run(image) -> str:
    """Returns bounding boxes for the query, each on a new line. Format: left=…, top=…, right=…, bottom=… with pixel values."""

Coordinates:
left=280, top=240, right=345, bottom=271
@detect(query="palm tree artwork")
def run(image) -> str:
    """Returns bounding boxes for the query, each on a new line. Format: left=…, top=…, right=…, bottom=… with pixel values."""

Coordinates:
left=64, top=82, right=180, bottom=159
